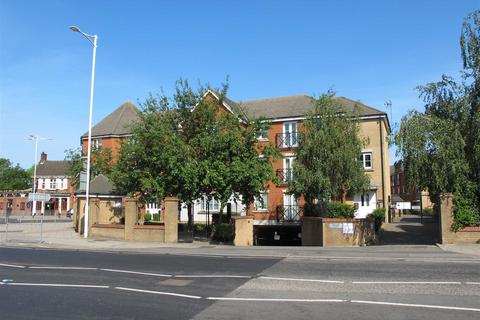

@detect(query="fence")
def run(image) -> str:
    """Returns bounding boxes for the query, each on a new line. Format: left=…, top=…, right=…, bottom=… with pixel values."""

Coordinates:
left=0, top=211, right=73, bottom=243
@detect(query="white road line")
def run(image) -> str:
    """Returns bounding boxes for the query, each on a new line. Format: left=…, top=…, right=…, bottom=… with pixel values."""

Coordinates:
left=259, top=276, right=344, bottom=284
left=7, top=283, right=109, bottom=289
left=29, top=266, right=98, bottom=270
left=466, top=282, right=480, bottom=285
left=351, top=300, right=480, bottom=313
left=0, top=263, right=26, bottom=268
left=352, top=281, right=462, bottom=285
left=206, top=297, right=346, bottom=303
left=174, top=275, right=251, bottom=279
left=101, top=268, right=171, bottom=277
left=115, top=286, right=201, bottom=299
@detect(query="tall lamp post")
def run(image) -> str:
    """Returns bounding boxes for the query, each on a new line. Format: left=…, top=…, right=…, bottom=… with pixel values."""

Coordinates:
left=69, top=25, right=98, bottom=238
left=28, top=135, right=51, bottom=217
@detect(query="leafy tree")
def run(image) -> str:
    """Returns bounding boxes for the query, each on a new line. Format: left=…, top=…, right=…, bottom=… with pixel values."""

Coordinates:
left=65, top=147, right=114, bottom=189
left=112, top=79, right=278, bottom=225
left=395, top=10, right=480, bottom=227
left=0, top=158, right=31, bottom=190
left=288, top=93, right=370, bottom=207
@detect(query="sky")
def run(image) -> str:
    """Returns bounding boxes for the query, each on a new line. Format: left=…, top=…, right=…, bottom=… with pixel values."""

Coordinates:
left=0, top=0, right=478, bottom=169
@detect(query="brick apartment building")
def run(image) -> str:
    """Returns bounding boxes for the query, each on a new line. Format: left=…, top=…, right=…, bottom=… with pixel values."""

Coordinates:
left=80, top=91, right=391, bottom=227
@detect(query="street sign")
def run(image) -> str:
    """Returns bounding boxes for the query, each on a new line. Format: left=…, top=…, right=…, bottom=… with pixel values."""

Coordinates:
left=411, top=205, right=421, bottom=210
left=28, top=193, right=51, bottom=202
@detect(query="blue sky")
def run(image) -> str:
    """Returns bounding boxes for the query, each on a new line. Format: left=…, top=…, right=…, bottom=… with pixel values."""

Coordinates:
left=0, top=0, right=478, bottom=168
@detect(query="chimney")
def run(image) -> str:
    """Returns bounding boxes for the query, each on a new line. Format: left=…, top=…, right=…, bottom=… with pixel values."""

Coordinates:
left=40, top=152, right=47, bottom=163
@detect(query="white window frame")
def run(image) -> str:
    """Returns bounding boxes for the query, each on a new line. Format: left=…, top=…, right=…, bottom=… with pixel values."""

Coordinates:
left=283, top=121, right=298, bottom=147
left=254, top=192, right=268, bottom=211
left=360, top=152, right=373, bottom=170
left=256, top=126, right=269, bottom=141
left=93, top=138, right=102, bottom=149
left=49, top=179, right=56, bottom=190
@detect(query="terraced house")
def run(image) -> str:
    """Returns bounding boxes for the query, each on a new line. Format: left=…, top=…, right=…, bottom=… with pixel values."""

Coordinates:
left=80, top=92, right=391, bottom=231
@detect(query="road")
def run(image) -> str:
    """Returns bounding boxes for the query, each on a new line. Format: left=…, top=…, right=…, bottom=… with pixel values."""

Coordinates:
left=0, top=246, right=479, bottom=319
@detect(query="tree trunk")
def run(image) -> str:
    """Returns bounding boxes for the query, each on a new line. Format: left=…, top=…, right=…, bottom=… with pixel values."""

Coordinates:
left=187, top=203, right=193, bottom=231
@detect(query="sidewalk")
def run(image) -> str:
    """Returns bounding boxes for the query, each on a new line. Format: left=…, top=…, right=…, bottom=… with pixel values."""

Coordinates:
left=1, top=221, right=479, bottom=259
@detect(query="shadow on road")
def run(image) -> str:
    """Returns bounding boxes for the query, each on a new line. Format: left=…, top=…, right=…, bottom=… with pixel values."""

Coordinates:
left=380, top=215, right=439, bottom=245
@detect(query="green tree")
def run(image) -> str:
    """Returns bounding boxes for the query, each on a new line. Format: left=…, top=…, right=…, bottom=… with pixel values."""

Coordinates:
left=65, top=147, right=114, bottom=189
left=395, top=10, right=480, bottom=227
left=112, top=79, right=278, bottom=225
left=0, top=158, right=31, bottom=190
left=288, top=93, right=370, bottom=207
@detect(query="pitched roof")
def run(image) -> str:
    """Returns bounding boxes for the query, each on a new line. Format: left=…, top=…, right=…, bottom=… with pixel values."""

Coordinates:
left=88, top=174, right=117, bottom=195
left=81, top=101, right=139, bottom=138
left=238, top=95, right=386, bottom=120
left=36, top=160, right=70, bottom=177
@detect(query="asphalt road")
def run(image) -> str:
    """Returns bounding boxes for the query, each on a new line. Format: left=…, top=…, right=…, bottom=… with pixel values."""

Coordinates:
left=0, top=247, right=479, bottom=319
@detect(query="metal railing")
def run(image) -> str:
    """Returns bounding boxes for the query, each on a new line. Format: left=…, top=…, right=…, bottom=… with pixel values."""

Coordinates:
left=276, top=205, right=303, bottom=222
left=276, top=169, right=293, bottom=184
left=275, top=132, right=298, bottom=148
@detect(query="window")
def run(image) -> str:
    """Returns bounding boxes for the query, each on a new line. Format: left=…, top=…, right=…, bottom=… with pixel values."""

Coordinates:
left=256, top=126, right=268, bottom=140
left=254, top=192, right=268, bottom=211
left=50, top=179, right=56, bottom=190
left=360, top=193, right=370, bottom=207
left=40, top=179, right=45, bottom=189
left=283, top=122, right=297, bottom=147
left=93, top=138, right=102, bottom=149
left=360, top=152, right=373, bottom=169
left=201, top=197, right=220, bottom=212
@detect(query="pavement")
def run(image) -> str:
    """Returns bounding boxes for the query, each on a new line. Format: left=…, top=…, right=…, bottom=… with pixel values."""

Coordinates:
left=0, top=219, right=478, bottom=260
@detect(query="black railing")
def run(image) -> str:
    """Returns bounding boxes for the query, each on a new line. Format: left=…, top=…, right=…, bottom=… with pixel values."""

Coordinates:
left=276, top=205, right=303, bottom=222
left=275, top=132, right=298, bottom=148
left=276, top=169, right=293, bottom=184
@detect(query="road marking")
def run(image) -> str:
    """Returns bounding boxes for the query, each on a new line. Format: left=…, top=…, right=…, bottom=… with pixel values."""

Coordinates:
left=206, top=297, right=346, bottom=303
left=101, top=268, right=171, bottom=277
left=0, top=263, right=26, bottom=268
left=29, top=266, right=98, bottom=270
left=351, top=300, right=480, bottom=313
left=115, top=286, right=201, bottom=299
left=259, top=276, right=344, bottom=284
left=7, top=283, right=109, bottom=289
left=174, top=275, right=251, bottom=279
left=352, top=281, right=462, bottom=285
left=466, top=282, right=480, bottom=285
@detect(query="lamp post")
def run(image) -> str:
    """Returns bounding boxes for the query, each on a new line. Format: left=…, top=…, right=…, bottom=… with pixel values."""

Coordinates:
left=28, top=135, right=51, bottom=242
left=69, top=25, right=97, bottom=238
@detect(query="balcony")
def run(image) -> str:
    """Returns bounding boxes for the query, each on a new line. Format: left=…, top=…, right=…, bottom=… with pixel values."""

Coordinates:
left=275, top=132, right=298, bottom=149
left=276, top=169, right=293, bottom=184
left=276, top=205, right=303, bottom=222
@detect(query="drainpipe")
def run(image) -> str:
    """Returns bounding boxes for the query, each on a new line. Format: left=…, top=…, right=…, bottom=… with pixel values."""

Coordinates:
left=379, top=118, right=386, bottom=210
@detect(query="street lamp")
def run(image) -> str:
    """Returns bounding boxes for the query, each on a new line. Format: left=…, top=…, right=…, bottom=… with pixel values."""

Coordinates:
left=69, top=25, right=98, bottom=239
left=28, top=135, right=51, bottom=217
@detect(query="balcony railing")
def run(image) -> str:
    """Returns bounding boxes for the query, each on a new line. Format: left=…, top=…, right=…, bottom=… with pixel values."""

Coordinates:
left=275, top=132, right=298, bottom=148
left=276, top=169, right=293, bottom=184
left=276, top=205, right=303, bottom=222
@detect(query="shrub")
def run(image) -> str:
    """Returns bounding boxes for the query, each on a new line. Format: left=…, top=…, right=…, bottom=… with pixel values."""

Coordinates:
left=452, top=195, right=479, bottom=231
left=368, top=208, right=385, bottom=232
left=303, top=203, right=325, bottom=217
left=422, top=208, right=433, bottom=216
left=152, top=213, right=161, bottom=222
left=211, top=223, right=234, bottom=243
left=193, top=223, right=212, bottom=236
left=326, top=202, right=355, bottom=218
left=144, top=213, right=152, bottom=222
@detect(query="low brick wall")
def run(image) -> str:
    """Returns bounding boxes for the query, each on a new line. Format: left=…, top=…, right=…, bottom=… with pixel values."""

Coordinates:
left=302, top=217, right=375, bottom=247
left=91, top=224, right=125, bottom=240
left=132, top=225, right=165, bottom=242
left=439, top=193, right=480, bottom=244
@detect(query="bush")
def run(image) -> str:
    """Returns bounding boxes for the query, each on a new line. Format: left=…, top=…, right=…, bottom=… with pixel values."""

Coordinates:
left=211, top=223, right=234, bottom=243
left=144, top=213, right=152, bottom=222
left=422, top=208, right=433, bottom=216
left=368, top=208, right=385, bottom=232
left=193, top=223, right=213, bottom=237
left=326, top=202, right=355, bottom=218
left=452, top=195, right=480, bottom=231
left=152, top=213, right=161, bottom=222
left=303, top=203, right=325, bottom=217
